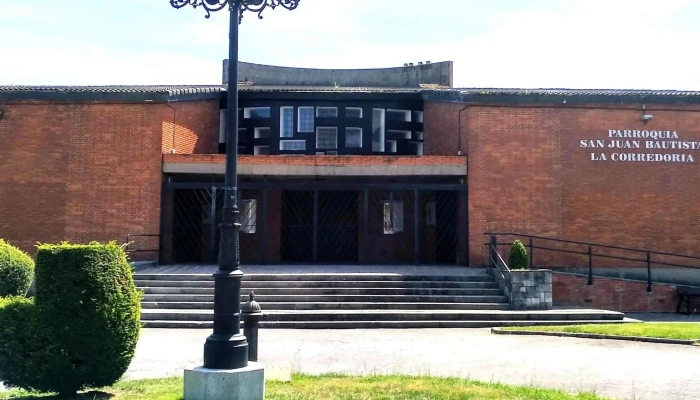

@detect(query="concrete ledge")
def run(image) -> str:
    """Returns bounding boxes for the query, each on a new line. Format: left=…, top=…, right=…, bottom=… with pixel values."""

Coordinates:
left=491, top=327, right=699, bottom=346
left=163, top=162, right=466, bottom=177
left=184, top=363, right=265, bottom=400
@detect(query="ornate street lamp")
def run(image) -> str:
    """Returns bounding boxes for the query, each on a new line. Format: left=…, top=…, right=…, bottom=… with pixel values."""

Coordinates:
left=169, top=0, right=300, bottom=370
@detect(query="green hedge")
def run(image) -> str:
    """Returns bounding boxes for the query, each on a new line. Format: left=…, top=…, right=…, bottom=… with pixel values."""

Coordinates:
left=508, top=240, right=530, bottom=270
left=0, top=297, right=49, bottom=391
left=0, top=240, right=35, bottom=297
left=0, top=242, right=141, bottom=396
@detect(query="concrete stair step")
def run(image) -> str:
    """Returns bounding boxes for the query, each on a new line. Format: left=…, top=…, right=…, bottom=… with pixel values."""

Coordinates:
left=134, top=280, right=500, bottom=289
left=133, top=273, right=494, bottom=283
left=137, top=287, right=504, bottom=296
left=141, top=319, right=635, bottom=330
left=140, top=301, right=511, bottom=311
left=140, top=294, right=509, bottom=303
left=140, top=309, right=624, bottom=322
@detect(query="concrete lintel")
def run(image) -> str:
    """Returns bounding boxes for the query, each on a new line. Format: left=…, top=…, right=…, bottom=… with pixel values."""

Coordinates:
left=163, top=162, right=466, bottom=177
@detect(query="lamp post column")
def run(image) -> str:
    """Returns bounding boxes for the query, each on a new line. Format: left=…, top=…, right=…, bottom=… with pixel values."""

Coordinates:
left=202, top=0, right=249, bottom=370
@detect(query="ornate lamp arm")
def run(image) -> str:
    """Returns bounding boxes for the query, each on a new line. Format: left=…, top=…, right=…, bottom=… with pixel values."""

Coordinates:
left=170, top=0, right=300, bottom=21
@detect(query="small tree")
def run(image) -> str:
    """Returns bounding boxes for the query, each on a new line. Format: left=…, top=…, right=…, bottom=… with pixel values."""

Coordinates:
left=508, top=240, right=530, bottom=270
left=0, top=240, right=35, bottom=297
left=0, top=242, right=141, bottom=396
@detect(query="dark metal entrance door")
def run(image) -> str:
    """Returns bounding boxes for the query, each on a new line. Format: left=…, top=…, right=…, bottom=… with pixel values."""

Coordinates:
left=280, top=190, right=360, bottom=264
left=317, top=191, right=359, bottom=263
left=280, top=190, right=314, bottom=263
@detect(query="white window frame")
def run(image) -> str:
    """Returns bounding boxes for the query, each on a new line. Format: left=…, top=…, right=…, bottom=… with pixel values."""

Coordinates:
left=254, top=145, right=269, bottom=155
left=280, top=140, right=306, bottom=151
left=387, top=140, right=397, bottom=153
left=240, top=199, right=257, bottom=234
left=316, top=107, right=338, bottom=118
left=345, top=107, right=363, bottom=118
left=345, top=127, right=363, bottom=148
left=254, top=127, right=270, bottom=139
left=387, top=109, right=412, bottom=122
left=372, top=108, right=386, bottom=152
left=316, top=127, right=338, bottom=150
left=243, top=107, right=271, bottom=119
left=280, top=106, right=294, bottom=138
left=383, top=200, right=404, bottom=235
left=298, top=106, right=315, bottom=133
left=388, top=130, right=412, bottom=140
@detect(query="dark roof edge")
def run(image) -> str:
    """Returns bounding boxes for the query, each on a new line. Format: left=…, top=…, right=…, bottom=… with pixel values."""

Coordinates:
left=4, top=87, right=700, bottom=105
left=0, top=91, right=222, bottom=103
left=421, top=90, right=700, bottom=106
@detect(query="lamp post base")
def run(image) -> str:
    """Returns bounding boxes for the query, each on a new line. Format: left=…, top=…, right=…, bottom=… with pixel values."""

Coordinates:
left=203, top=333, right=249, bottom=370
left=184, top=363, right=265, bottom=400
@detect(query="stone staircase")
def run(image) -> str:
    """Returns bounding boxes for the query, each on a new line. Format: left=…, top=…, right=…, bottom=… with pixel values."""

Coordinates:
left=134, top=269, right=626, bottom=329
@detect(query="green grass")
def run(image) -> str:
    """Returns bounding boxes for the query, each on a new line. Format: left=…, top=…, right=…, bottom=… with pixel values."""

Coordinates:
left=0, top=374, right=608, bottom=400
left=501, top=322, right=700, bottom=340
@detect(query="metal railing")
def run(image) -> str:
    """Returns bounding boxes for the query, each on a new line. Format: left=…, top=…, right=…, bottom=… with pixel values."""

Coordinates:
left=485, top=233, right=700, bottom=292
left=487, top=235, right=512, bottom=301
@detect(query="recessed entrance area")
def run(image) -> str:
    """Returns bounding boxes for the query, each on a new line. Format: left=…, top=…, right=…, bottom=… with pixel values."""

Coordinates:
left=162, top=179, right=467, bottom=265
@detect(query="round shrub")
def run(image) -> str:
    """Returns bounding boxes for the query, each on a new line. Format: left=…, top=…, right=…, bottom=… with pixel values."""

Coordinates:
left=31, top=241, right=141, bottom=396
left=508, top=240, right=530, bottom=270
left=0, top=239, right=35, bottom=297
left=0, top=297, right=50, bottom=392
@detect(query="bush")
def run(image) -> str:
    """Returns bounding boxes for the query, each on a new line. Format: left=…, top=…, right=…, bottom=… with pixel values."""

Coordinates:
left=0, top=240, right=35, bottom=297
left=0, top=297, right=50, bottom=391
left=0, top=242, right=141, bottom=396
left=508, top=240, right=530, bottom=270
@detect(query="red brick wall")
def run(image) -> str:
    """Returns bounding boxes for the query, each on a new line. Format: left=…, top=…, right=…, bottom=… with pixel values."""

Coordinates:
left=0, top=102, right=164, bottom=257
left=424, top=102, right=468, bottom=156
left=553, top=272, right=679, bottom=312
left=162, top=100, right=220, bottom=155
left=425, top=101, right=700, bottom=267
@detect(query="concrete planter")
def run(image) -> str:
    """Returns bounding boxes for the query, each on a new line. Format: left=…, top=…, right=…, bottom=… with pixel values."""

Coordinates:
left=509, top=270, right=553, bottom=310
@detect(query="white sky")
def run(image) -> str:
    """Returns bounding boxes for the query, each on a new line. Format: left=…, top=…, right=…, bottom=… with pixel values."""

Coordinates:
left=1, top=0, right=699, bottom=89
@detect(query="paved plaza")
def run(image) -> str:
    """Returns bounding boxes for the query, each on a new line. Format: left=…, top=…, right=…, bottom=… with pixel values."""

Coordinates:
left=126, top=327, right=700, bottom=400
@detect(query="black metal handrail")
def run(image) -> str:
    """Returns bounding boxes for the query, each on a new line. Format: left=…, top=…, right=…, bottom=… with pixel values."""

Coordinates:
left=124, top=234, right=160, bottom=254
left=487, top=236, right=512, bottom=300
left=485, top=232, right=700, bottom=292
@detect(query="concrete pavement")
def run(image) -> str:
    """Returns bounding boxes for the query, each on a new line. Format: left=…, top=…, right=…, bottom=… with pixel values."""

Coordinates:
left=126, top=328, right=700, bottom=400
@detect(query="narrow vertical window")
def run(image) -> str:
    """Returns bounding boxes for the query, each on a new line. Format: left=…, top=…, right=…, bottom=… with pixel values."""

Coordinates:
left=280, top=106, right=294, bottom=138
left=383, top=200, right=404, bottom=235
left=298, top=107, right=315, bottom=132
left=240, top=199, right=257, bottom=234
left=372, top=109, right=385, bottom=152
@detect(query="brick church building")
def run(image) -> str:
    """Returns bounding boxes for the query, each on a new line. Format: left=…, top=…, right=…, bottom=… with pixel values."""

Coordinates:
left=2, top=61, right=700, bottom=295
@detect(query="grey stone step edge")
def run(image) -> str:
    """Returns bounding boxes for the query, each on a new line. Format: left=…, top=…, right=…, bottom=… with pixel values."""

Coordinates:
left=137, top=288, right=505, bottom=296
left=139, top=310, right=624, bottom=322
left=134, top=280, right=500, bottom=289
left=141, top=319, right=635, bottom=330
left=138, top=302, right=511, bottom=310
left=490, top=327, right=699, bottom=346
left=132, top=274, right=493, bottom=282
left=138, top=294, right=510, bottom=303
